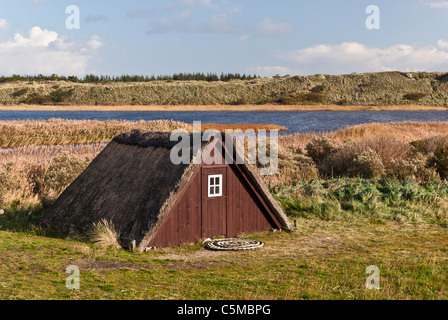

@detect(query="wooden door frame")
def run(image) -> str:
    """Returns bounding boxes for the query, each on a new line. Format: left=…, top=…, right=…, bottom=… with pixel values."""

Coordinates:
left=201, top=165, right=228, bottom=238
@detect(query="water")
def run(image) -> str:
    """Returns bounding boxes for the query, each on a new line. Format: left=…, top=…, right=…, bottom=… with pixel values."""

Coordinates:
left=1, top=110, right=448, bottom=133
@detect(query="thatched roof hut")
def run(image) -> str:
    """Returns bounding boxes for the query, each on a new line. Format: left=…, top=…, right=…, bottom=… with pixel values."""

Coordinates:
left=41, top=130, right=292, bottom=251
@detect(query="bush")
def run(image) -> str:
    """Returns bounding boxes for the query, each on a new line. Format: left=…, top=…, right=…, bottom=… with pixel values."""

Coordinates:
left=49, top=89, right=74, bottom=103
left=24, top=94, right=51, bottom=105
left=310, top=85, right=325, bottom=93
left=387, top=155, right=439, bottom=183
left=410, top=135, right=448, bottom=155
left=329, top=136, right=410, bottom=177
left=348, top=148, right=385, bottom=179
left=436, top=73, right=448, bottom=83
left=262, top=146, right=319, bottom=187
left=432, top=146, right=448, bottom=180
left=278, top=92, right=326, bottom=105
left=306, top=136, right=336, bottom=166
left=11, top=88, right=29, bottom=98
left=43, top=152, right=89, bottom=192
left=403, top=92, right=427, bottom=101
left=232, top=97, right=248, bottom=105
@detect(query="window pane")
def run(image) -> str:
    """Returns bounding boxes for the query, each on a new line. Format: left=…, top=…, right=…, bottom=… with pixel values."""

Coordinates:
left=215, top=177, right=220, bottom=185
left=215, top=186, right=220, bottom=194
left=209, top=177, right=214, bottom=186
left=210, top=187, right=214, bottom=195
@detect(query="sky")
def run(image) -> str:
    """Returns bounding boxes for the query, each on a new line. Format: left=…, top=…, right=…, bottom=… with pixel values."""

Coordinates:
left=1, top=0, right=448, bottom=77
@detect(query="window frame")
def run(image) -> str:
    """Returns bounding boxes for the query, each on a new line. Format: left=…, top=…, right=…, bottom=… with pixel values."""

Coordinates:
left=207, top=174, right=223, bottom=198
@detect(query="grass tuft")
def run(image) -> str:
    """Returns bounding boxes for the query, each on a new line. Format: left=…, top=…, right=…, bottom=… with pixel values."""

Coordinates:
left=88, top=219, right=122, bottom=250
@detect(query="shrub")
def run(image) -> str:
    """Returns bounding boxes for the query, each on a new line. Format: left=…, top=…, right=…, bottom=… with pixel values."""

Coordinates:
left=432, top=146, right=448, bottom=179
left=232, top=97, right=248, bottom=105
left=436, top=73, right=448, bottom=83
left=11, top=88, right=29, bottom=98
left=348, top=148, right=385, bottom=179
left=310, top=85, right=325, bottom=93
left=262, top=146, right=319, bottom=187
left=410, top=135, right=448, bottom=155
left=339, top=99, right=349, bottom=105
left=329, top=136, right=410, bottom=177
left=278, top=92, right=326, bottom=105
left=24, top=94, right=51, bottom=105
left=403, top=92, right=427, bottom=101
left=49, top=89, right=74, bottom=103
left=387, top=155, right=440, bottom=183
left=43, top=152, right=89, bottom=192
left=306, top=136, right=336, bottom=166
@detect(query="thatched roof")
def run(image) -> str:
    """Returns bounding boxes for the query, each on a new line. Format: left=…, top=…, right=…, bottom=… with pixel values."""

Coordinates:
left=41, top=130, right=291, bottom=251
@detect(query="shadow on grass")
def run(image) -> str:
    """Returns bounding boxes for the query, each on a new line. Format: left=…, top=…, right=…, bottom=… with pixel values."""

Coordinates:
left=0, top=206, right=88, bottom=243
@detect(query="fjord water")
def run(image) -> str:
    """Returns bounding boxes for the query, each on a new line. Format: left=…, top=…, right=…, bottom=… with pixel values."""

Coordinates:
left=2, top=110, right=448, bottom=133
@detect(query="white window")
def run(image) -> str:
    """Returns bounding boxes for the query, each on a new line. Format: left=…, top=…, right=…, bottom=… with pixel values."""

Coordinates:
left=208, top=174, right=223, bottom=197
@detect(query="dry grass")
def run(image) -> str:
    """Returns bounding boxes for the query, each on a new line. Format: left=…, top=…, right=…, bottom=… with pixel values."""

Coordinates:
left=88, top=219, right=121, bottom=250
left=0, top=119, right=190, bottom=148
left=0, top=119, right=286, bottom=148
left=279, top=120, right=448, bottom=152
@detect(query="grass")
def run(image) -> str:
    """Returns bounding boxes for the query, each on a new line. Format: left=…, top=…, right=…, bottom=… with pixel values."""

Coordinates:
left=273, top=178, right=448, bottom=227
left=0, top=219, right=446, bottom=299
left=1, top=71, right=448, bottom=107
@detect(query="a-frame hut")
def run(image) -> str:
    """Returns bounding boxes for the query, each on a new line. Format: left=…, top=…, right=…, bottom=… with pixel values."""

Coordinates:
left=41, top=130, right=292, bottom=251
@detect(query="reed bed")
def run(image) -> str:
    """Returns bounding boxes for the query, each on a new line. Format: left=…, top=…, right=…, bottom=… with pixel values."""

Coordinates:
left=278, top=120, right=448, bottom=151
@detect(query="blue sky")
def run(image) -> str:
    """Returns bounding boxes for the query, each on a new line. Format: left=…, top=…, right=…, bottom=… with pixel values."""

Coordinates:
left=1, top=0, right=448, bottom=77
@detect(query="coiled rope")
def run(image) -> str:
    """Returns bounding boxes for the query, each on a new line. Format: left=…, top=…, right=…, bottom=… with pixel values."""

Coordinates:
left=203, top=238, right=264, bottom=251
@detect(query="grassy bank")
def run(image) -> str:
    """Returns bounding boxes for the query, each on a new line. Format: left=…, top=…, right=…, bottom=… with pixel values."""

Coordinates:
left=0, top=219, right=446, bottom=300
left=1, top=71, right=448, bottom=108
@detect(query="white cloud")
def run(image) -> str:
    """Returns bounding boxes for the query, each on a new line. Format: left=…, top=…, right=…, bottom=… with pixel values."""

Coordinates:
left=277, top=41, right=448, bottom=75
left=237, top=34, right=249, bottom=42
left=87, top=35, right=104, bottom=51
left=0, top=26, right=101, bottom=75
left=255, top=66, right=292, bottom=77
left=0, top=18, right=9, bottom=30
left=423, top=1, right=448, bottom=8
left=255, top=18, right=293, bottom=37
left=437, top=39, right=448, bottom=49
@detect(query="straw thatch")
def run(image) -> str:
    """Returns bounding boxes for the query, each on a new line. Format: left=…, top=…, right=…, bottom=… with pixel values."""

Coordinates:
left=41, top=130, right=291, bottom=251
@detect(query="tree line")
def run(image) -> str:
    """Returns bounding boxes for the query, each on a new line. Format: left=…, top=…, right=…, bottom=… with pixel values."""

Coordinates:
left=0, top=73, right=260, bottom=83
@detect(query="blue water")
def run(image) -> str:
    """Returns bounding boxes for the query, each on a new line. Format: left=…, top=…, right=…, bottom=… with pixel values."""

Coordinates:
left=2, top=110, right=448, bottom=133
